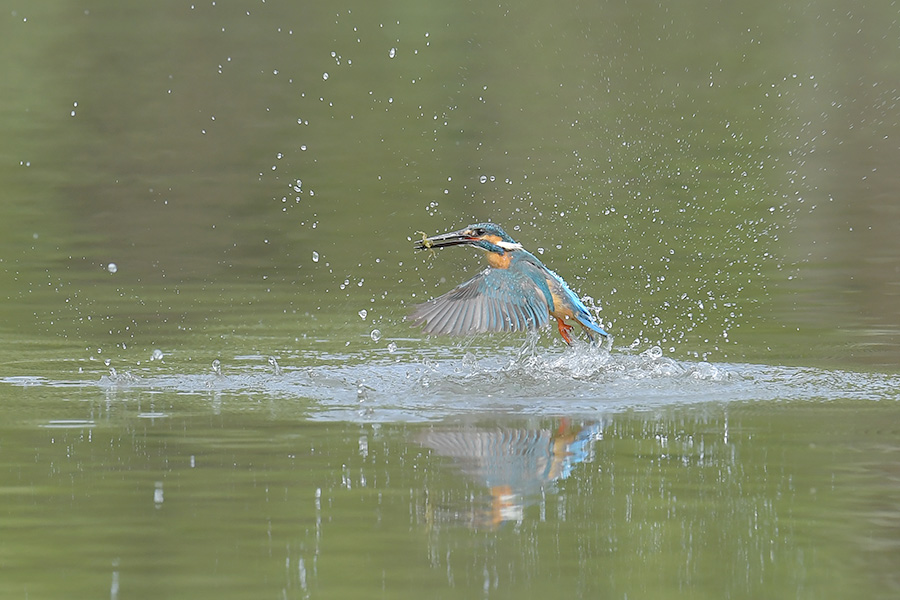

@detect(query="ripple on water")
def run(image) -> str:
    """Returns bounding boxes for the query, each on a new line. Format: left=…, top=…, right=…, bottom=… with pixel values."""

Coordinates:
left=8, top=343, right=879, bottom=422
left=39, top=419, right=96, bottom=429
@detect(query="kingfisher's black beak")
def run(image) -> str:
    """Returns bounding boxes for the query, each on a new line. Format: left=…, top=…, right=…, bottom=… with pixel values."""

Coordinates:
left=414, top=228, right=477, bottom=251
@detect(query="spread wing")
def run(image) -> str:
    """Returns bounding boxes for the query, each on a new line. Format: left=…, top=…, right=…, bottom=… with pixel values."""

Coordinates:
left=408, top=266, right=551, bottom=335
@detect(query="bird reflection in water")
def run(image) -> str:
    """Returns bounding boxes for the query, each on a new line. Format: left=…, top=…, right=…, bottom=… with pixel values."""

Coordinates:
left=416, top=418, right=603, bottom=529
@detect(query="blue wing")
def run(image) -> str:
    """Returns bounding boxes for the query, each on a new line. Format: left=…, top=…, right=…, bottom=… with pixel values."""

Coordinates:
left=409, top=266, right=551, bottom=335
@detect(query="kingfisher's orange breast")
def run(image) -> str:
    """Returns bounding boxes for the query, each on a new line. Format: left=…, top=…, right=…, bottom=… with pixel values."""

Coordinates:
left=486, top=251, right=512, bottom=269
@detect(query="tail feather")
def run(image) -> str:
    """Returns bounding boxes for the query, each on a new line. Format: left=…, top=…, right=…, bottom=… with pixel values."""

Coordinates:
left=576, top=314, right=609, bottom=341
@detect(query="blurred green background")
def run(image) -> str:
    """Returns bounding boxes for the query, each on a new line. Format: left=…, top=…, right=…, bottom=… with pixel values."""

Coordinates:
left=2, top=0, right=899, bottom=369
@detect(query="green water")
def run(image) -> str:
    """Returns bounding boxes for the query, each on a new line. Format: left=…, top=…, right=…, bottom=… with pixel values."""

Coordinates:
left=2, top=1, right=899, bottom=598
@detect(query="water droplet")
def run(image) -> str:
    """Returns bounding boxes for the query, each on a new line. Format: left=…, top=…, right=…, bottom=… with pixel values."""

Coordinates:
left=107, top=262, right=118, bottom=274
left=322, top=72, right=329, bottom=80
left=370, top=329, right=382, bottom=341
left=211, top=359, right=222, bottom=376
left=479, top=175, right=487, bottom=183
left=387, top=342, right=398, bottom=353
left=358, top=309, right=367, bottom=320
left=150, top=349, right=164, bottom=361
left=154, top=481, right=164, bottom=507
left=388, top=47, right=396, bottom=58
left=642, top=346, right=663, bottom=360
left=312, top=251, right=319, bottom=262
left=268, top=356, right=283, bottom=375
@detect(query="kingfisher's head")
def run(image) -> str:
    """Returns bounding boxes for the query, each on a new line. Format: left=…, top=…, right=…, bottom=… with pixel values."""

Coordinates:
left=414, top=223, right=522, bottom=254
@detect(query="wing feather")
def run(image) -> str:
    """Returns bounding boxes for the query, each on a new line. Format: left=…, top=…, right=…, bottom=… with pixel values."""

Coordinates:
left=507, top=301, right=522, bottom=331
left=408, top=263, right=551, bottom=336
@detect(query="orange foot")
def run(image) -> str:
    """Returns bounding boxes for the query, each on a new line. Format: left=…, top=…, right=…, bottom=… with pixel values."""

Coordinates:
left=556, top=317, right=574, bottom=345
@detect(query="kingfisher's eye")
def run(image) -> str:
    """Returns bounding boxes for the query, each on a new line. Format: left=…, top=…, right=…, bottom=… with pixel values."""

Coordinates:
left=472, top=228, right=485, bottom=236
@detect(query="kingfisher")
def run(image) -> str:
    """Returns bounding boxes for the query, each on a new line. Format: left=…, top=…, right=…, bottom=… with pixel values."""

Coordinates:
left=408, top=223, right=609, bottom=345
